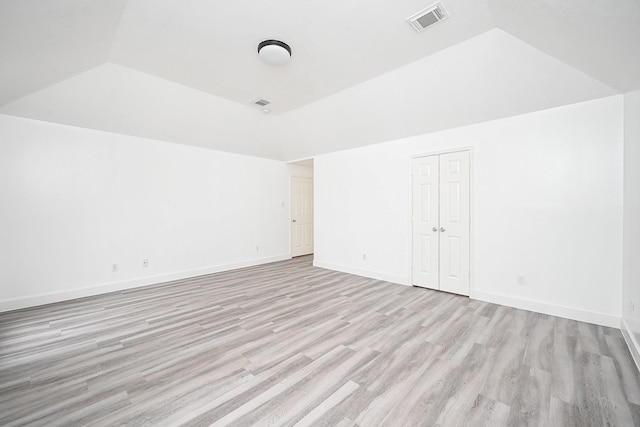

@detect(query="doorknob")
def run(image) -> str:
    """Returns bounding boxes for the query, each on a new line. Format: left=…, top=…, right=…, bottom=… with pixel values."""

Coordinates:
left=432, top=227, right=438, bottom=232
left=292, top=219, right=297, bottom=223
left=440, top=227, right=446, bottom=232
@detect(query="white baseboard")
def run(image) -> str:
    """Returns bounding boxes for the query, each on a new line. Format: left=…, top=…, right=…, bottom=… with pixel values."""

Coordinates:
left=621, top=317, right=640, bottom=372
left=0, top=254, right=291, bottom=313
left=472, top=290, right=620, bottom=328
left=312, top=263, right=619, bottom=328
left=5, top=257, right=621, bottom=332
left=312, top=260, right=409, bottom=286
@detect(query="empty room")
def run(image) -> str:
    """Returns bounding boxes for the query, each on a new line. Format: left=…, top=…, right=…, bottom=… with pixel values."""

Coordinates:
left=2, top=0, right=640, bottom=425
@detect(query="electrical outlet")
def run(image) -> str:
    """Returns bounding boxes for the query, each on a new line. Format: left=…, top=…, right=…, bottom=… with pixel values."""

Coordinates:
left=362, top=254, right=367, bottom=261
left=142, top=259, right=149, bottom=268
left=256, top=245, right=260, bottom=252
left=517, top=275, right=526, bottom=286
left=111, top=263, right=119, bottom=273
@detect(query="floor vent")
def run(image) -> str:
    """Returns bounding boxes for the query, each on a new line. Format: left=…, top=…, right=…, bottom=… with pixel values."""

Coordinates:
left=407, top=3, right=448, bottom=32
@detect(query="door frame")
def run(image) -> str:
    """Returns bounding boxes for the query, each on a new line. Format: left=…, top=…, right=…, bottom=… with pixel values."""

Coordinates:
left=409, top=147, right=474, bottom=297
left=290, top=175, right=314, bottom=257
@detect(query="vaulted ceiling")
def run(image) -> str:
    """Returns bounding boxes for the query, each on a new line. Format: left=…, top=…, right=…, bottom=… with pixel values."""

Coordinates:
left=1, top=0, right=638, bottom=160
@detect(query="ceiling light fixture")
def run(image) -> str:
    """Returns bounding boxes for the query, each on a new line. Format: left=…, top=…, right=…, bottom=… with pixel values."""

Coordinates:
left=258, top=40, right=292, bottom=66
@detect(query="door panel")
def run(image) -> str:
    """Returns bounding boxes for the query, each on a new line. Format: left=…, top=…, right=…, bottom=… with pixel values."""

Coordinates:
left=439, top=151, right=470, bottom=295
left=446, top=236, right=461, bottom=278
left=291, top=177, right=314, bottom=257
left=412, top=156, right=439, bottom=289
left=420, top=235, right=433, bottom=274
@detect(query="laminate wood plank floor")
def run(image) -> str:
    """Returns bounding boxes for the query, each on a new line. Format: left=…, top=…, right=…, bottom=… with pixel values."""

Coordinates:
left=1, top=256, right=639, bottom=426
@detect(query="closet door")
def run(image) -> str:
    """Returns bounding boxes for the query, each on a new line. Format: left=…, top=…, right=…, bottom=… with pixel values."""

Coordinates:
left=411, top=156, right=440, bottom=290
left=412, top=151, right=470, bottom=296
left=438, top=151, right=470, bottom=295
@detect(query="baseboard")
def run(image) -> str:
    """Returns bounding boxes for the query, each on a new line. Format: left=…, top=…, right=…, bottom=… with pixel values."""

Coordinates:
left=621, top=317, right=640, bottom=372
left=0, top=254, right=291, bottom=313
left=311, top=263, right=619, bottom=328
left=5, top=257, right=621, bottom=331
left=312, top=260, right=409, bottom=286
left=472, top=290, right=620, bottom=328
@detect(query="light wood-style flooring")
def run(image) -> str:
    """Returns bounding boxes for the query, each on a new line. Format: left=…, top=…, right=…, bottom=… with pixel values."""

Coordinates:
left=1, top=256, right=639, bottom=426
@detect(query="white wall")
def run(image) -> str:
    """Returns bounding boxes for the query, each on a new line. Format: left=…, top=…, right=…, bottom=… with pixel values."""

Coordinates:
left=622, top=90, right=640, bottom=365
left=314, top=95, right=624, bottom=327
left=0, top=114, right=290, bottom=311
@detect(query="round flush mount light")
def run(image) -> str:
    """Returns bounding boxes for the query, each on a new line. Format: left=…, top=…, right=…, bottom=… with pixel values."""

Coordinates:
left=258, top=40, right=292, bottom=66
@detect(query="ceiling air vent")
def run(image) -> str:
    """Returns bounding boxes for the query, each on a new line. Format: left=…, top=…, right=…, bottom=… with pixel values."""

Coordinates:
left=253, top=98, right=270, bottom=107
left=407, top=3, right=448, bottom=32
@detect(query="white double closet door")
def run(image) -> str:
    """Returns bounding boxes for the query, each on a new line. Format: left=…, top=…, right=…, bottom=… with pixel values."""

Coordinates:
left=412, top=150, right=470, bottom=296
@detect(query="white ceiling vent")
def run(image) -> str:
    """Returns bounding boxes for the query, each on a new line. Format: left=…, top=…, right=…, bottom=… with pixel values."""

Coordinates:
left=253, top=98, right=270, bottom=107
left=407, top=3, right=448, bottom=32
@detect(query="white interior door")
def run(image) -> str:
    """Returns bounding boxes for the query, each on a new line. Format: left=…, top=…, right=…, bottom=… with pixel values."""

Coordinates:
left=291, top=177, right=314, bottom=257
left=438, top=151, right=470, bottom=295
left=412, top=151, right=470, bottom=296
left=412, top=156, right=440, bottom=290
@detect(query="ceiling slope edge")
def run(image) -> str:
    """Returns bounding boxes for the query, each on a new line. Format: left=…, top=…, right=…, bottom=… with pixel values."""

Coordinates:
left=0, top=63, right=283, bottom=160
left=0, top=0, right=129, bottom=107
left=487, top=0, right=640, bottom=93
left=278, top=28, right=619, bottom=161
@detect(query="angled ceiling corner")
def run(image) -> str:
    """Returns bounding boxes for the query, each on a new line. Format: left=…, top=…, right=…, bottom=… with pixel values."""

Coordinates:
left=0, top=63, right=283, bottom=160
left=488, top=0, right=640, bottom=92
left=279, top=28, right=620, bottom=161
left=0, top=0, right=129, bottom=107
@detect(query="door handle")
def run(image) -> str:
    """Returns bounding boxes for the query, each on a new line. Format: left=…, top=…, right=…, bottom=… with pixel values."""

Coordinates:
left=440, top=227, right=445, bottom=232
left=292, top=219, right=297, bottom=223
left=432, top=227, right=438, bottom=232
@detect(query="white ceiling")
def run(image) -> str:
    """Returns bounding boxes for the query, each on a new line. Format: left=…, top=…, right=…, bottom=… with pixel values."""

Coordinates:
left=0, top=63, right=283, bottom=159
left=279, top=29, right=618, bottom=160
left=0, top=0, right=127, bottom=106
left=1, top=0, right=638, bottom=159
left=488, top=0, right=640, bottom=92
left=107, top=0, right=495, bottom=114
